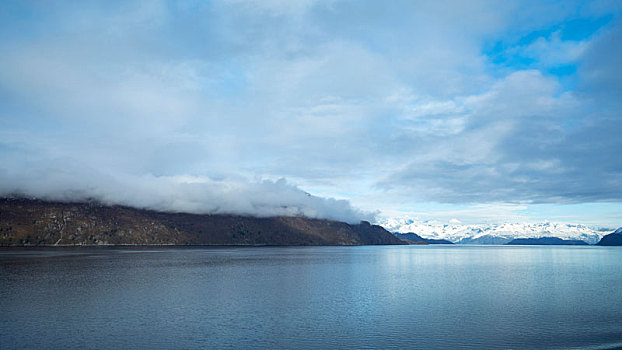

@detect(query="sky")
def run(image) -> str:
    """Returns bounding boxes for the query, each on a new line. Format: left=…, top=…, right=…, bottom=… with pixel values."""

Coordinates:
left=1, top=0, right=621, bottom=227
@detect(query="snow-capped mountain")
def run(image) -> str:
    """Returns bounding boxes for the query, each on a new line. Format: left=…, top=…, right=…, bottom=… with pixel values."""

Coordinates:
left=378, top=217, right=606, bottom=244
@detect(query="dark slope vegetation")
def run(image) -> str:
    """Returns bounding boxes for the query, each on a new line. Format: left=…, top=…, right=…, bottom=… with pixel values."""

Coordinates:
left=0, top=198, right=405, bottom=246
left=596, top=228, right=622, bottom=246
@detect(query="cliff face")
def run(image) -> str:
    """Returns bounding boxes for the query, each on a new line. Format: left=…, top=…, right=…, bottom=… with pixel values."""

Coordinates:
left=0, top=198, right=405, bottom=246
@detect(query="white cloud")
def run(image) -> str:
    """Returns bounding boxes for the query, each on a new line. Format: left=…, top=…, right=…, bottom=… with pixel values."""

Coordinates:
left=0, top=0, right=621, bottom=225
left=0, top=161, right=370, bottom=223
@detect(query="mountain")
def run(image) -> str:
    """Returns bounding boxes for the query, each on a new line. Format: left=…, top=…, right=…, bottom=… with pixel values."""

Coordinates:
left=457, top=235, right=512, bottom=245
left=506, top=237, right=589, bottom=245
left=393, top=232, right=453, bottom=244
left=425, top=238, right=454, bottom=244
left=380, top=217, right=604, bottom=244
left=0, top=198, right=405, bottom=246
left=393, top=232, right=427, bottom=244
left=596, top=228, right=622, bottom=246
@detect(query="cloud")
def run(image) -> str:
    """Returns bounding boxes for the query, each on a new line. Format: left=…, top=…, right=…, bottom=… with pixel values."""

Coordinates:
left=579, top=20, right=622, bottom=100
left=0, top=159, right=370, bottom=223
left=518, top=30, right=588, bottom=66
left=377, top=65, right=622, bottom=203
left=0, top=0, right=621, bottom=223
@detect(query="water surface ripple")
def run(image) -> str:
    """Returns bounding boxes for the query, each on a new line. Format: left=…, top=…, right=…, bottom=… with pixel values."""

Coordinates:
left=1, top=245, right=621, bottom=349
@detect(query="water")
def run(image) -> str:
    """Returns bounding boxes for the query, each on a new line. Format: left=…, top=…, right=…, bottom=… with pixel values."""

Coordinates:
left=1, top=245, right=622, bottom=349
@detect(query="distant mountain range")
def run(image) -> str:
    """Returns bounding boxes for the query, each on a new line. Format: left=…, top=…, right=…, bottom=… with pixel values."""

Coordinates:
left=380, top=218, right=607, bottom=244
left=506, top=237, right=589, bottom=245
left=2, top=198, right=620, bottom=247
left=0, top=198, right=404, bottom=246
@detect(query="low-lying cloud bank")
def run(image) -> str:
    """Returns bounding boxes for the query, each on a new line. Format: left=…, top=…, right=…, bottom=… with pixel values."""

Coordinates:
left=0, top=167, right=371, bottom=224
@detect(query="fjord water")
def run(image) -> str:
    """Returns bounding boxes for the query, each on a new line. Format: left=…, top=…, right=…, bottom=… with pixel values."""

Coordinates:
left=1, top=246, right=622, bottom=350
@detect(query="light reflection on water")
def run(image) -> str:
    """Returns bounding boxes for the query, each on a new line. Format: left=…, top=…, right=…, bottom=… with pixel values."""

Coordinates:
left=1, top=245, right=621, bottom=349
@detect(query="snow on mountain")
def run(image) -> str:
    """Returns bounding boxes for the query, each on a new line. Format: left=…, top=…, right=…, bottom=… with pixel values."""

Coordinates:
left=379, top=217, right=605, bottom=244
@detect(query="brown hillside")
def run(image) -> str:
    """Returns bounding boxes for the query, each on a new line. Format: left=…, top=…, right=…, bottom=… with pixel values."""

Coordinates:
left=0, top=198, right=405, bottom=246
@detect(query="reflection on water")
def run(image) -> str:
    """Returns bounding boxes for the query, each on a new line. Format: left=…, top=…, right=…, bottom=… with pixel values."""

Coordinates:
left=1, top=245, right=622, bottom=349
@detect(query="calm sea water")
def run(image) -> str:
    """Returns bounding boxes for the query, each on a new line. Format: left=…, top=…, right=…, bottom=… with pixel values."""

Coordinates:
left=1, top=245, right=622, bottom=350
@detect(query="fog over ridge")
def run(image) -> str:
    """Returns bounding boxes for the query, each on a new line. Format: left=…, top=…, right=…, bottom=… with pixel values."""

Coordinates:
left=0, top=166, right=371, bottom=224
